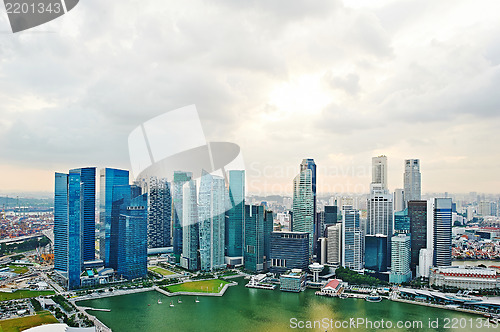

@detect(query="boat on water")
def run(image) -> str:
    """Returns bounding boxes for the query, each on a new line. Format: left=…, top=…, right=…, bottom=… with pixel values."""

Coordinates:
left=365, top=291, right=382, bottom=303
left=178, top=299, right=182, bottom=303
left=339, top=293, right=348, bottom=299
left=170, top=302, right=174, bottom=307
left=148, top=304, right=151, bottom=306
left=158, top=299, right=162, bottom=304
left=195, top=297, right=200, bottom=303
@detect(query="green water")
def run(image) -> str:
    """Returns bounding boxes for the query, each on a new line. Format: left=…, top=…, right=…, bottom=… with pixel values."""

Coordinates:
left=78, top=278, right=487, bottom=331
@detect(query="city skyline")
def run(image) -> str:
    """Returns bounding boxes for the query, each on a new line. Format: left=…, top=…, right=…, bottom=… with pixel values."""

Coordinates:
left=1, top=1, right=500, bottom=194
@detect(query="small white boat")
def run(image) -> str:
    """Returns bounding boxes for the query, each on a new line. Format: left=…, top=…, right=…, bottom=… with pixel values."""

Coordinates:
left=170, top=302, right=174, bottom=307
left=177, top=299, right=182, bottom=303
left=195, top=297, right=200, bottom=303
left=158, top=299, right=162, bottom=304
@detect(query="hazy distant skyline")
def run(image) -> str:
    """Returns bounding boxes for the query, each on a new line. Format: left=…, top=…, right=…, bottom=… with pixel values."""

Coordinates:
left=1, top=0, right=500, bottom=194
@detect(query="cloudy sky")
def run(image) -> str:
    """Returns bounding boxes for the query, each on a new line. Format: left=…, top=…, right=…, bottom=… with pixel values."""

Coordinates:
left=0, top=0, right=499, bottom=195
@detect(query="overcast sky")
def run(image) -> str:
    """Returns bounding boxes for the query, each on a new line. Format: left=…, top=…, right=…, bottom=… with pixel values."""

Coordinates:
left=0, top=0, right=499, bottom=195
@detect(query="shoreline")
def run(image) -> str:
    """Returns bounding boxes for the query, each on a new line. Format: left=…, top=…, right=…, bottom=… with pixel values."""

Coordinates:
left=391, top=298, right=486, bottom=317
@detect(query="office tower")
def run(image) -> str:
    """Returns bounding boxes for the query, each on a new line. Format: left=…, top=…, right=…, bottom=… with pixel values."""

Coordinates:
left=418, top=248, right=433, bottom=278
left=54, top=167, right=96, bottom=290
left=408, top=200, right=427, bottom=275
left=366, top=184, right=393, bottom=262
left=364, top=234, right=388, bottom=273
left=277, top=212, right=291, bottom=231
left=322, top=205, right=337, bottom=236
left=389, top=234, right=412, bottom=283
left=198, top=171, right=226, bottom=271
left=478, top=201, right=492, bottom=216
left=393, top=189, right=405, bottom=212
left=327, top=224, right=341, bottom=266
left=147, top=177, right=172, bottom=248
left=317, top=237, right=327, bottom=265
left=404, top=159, right=421, bottom=205
left=99, top=168, right=129, bottom=267
left=372, top=155, right=388, bottom=190
left=269, top=231, right=309, bottom=274
left=244, top=205, right=264, bottom=272
left=433, top=198, right=452, bottom=267
left=117, top=192, right=148, bottom=280
left=342, top=206, right=362, bottom=271
left=300, top=159, right=317, bottom=253
left=292, top=168, right=314, bottom=257
left=394, top=208, right=410, bottom=234
left=225, top=170, right=245, bottom=259
left=172, top=171, right=192, bottom=256
left=264, top=210, right=274, bottom=270
left=180, top=179, right=199, bottom=271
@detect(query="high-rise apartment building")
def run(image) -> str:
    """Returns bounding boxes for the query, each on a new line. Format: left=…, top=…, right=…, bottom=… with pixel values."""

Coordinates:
left=172, top=171, right=192, bottom=256
left=225, top=170, right=245, bottom=259
left=147, top=177, right=172, bottom=248
left=300, top=159, right=317, bottom=254
left=342, top=206, right=362, bottom=271
left=180, top=179, right=199, bottom=271
left=198, top=171, right=226, bottom=271
left=404, top=159, right=421, bottom=205
left=292, top=168, right=314, bottom=257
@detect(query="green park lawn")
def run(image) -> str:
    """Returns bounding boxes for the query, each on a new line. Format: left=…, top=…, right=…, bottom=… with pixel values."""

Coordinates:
left=0, top=290, right=55, bottom=302
left=148, top=266, right=176, bottom=276
left=165, top=279, right=230, bottom=293
left=0, top=311, right=58, bottom=332
left=8, top=265, right=29, bottom=274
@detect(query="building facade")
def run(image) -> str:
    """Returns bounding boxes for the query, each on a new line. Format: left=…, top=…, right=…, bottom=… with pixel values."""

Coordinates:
left=342, top=206, right=363, bottom=271
left=172, top=171, right=192, bottom=256
left=429, top=266, right=498, bottom=290
left=327, top=224, right=341, bottom=266
left=404, top=159, right=421, bottom=205
left=433, top=198, right=452, bottom=267
left=270, top=232, right=309, bottom=274
left=147, top=177, right=172, bottom=249
left=409, top=200, right=427, bottom=276
left=180, top=179, right=199, bottom=271
left=372, top=155, right=388, bottom=190
left=292, top=168, right=314, bottom=257
left=244, top=205, right=265, bottom=273
left=364, top=234, right=388, bottom=273
left=300, top=159, right=317, bottom=255
left=225, top=170, right=245, bottom=259
left=389, top=234, right=412, bottom=284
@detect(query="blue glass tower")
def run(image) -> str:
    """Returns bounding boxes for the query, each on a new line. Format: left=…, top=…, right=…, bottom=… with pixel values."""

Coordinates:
left=364, top=234, right=388, bottom=273
left=147, top=177, right=172, bottom=248
left=225, top=170, right=245, bottom=258
left=264, top=210, right=273, bottom=270
left=172, top=171, right=192, bottom=256
left=394, top=208, right=410, bottom=234
left=117, top=192, right=148, bottom=280
left=269, top=231, right=309, bottom=274
left=300, top=159, right=317, bottom=253
left=54, top=167, right=96, bottom=290
left=99, top=168, right=129, bottom=267
left=180, top=179, right=199, bottom=271
left=433, top=198, right=452, bottom=267
left=244, top=205, right=264, bottom=273
left=342, top=206, right=362, bottom=271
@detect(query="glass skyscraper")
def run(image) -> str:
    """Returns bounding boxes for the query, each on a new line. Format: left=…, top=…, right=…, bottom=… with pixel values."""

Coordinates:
left=198, top=171, right=226, bottom=271
left=180, top=179, right=199, bottom=271
left=117, top=192, right=148, bottom=280
left=394, top=208, right=410, bottom=233
left=299, top=159, right=317, bottom=254
left=292, top=168, right=314, bottom=257
left=389, top=234, right=412, bottom=283
left=364, top=234, right=388, bottom=273
left=172, top=171, right=192, bottom=256
left=244, top=205, right=264, bottom=273
left=367, top=184, right=393, bottom=264
left=225, top=170, right=245, bottom=258
left=264, top=210, right=273, bottom=270
left=404, top=159, right=421, bottom=206
left=341, top=206, right=362, bottom=271
left=269, top=231, right=309, bottom=274
left=54, top=167, right=96, bottom=290
left=99, top=168, right=129, bottom=268
left=408, top=200, right=427, bottom=275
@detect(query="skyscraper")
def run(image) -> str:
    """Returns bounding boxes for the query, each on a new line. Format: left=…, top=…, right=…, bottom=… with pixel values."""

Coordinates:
left=366, top=184, right=393, bottom=262
left=172, top=171, right=192, bottom=257
left=147, top=177, right=172, bottom=248
left=117, top=192, right=148, bottom=280
left=389, top=234, right=412, bottom=283
left=372, top=155, right=388, bottom=190
left=300, top=159, right=317, bottom=253
left=54, top=167, right=96, bottom=290
left=225, top=170, right=245, bottom=259
left=393, top=188, right=405, bottom=212
left=364, top=234, right=388, bottom=273
left=180, top=179, right=199, bottom=271
left=264, top=210, right=274, bottom=271
left=244, top=205, right=264, bottom=273
left=198, top=171, right=226, bottom=271
left=408, top=200, right=427, bottom=276
left=433, top=198, right=452, bottom=267
left=323, top=206, right=338, bottom=236
left=292, top=168, right=314, bottom=257
left=404, top=159, right=421, bottom=205
left=269, top=231, right=309, bottom=274
left=342, top=206, right=362, bottom=271
left=327, top=223, right=341, bottom=266
left=99, top=168, right=129, bottom=267
left=394, top=208, right=410, bottom=234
